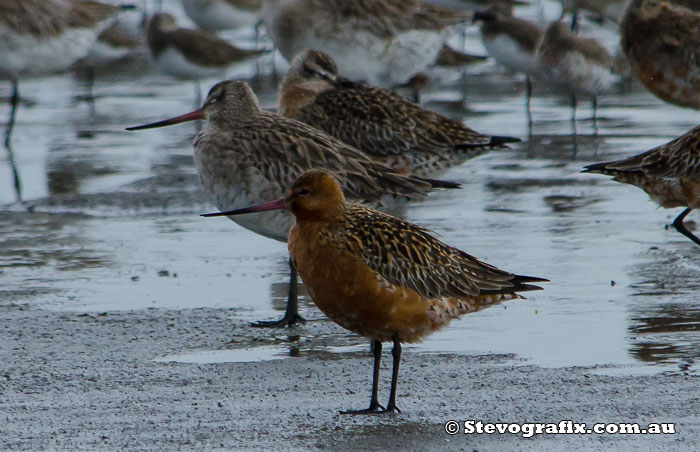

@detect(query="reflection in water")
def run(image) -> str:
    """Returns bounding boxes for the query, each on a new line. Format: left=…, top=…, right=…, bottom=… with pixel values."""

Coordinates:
left=628, top=248, right=700, bottom=373
left=3, top=139, right=22, bottom=202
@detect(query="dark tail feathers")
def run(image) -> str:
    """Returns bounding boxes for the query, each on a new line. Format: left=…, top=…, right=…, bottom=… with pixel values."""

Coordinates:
left=422, top=178, right=461, bottom=189
left=473, top=10, right=497, bottom=22
left=581, top=162, right=612, bottom=174
left=455, top=135, right=521, bottom=150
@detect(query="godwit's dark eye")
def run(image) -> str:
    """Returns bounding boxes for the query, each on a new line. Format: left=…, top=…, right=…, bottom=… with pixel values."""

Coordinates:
left=299, top=189, right=310, bottom=196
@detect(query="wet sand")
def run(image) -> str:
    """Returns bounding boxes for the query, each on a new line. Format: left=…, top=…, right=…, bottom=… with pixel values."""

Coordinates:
left=1, top=305, right=697, bottom=451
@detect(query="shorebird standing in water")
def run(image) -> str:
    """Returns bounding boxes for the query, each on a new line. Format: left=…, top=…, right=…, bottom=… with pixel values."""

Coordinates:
left=621, top=0, right=700, bottom=110
left=536, top=21, right=620, bottom=120
left=181, top=0, right=263, bottom=33
left=261, top=0, right=472, bottom=86
left=474, top=6, right=544, bottom=107
left=127, top=80, right=458, bottom=327
left=145, top=13, right=269, bottom=103
left=0, top=0, right=125, bottom=147
left=278, top=50, right=520, bottom=178
left=203, top=169, right=547, bottom=413
left=584, top=125, right=700, bottom=246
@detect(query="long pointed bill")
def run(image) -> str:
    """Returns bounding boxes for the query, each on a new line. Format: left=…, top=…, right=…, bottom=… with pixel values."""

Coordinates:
left=201, top=197, right=287, bottom=217
left=126, top=109, right=204, bottom=131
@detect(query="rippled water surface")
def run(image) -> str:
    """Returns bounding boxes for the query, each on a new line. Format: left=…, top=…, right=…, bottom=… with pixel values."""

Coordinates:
left=2, top=1, right=699, bottom=375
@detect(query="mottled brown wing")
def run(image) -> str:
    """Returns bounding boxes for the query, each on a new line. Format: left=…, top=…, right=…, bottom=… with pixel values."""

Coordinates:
left=169, top=29, right=267, bottom=67
left=68, top=1, right=121, bottom=28
left=297, top=84, right=490, bottom=158
left=604, top=126, right=700, bottom=179
left=330, top=205, right=545, bottom=299
left=194, top=113, right=432, bottom=202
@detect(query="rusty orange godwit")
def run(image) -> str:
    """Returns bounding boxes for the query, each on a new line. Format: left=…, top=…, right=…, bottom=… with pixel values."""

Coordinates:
left=583, top=124, right=700, bottom=246
left=203, top=169, right=547, bottom=414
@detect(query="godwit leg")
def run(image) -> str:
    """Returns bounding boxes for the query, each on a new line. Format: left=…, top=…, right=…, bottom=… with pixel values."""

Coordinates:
left=385, top=333, right=402, bottom=413
left=251, top=258, right=307, bottom=328
left=254, top=20, right=262, bottom=79
left=85, top=65, right=96, bottom=101
left=340, top=340, right=385, bottom=415
left=525, top=76, right=533, bottom=135
left=4, top=78, right=19, bottom=148
left=672, top=208, right=700, bottom=246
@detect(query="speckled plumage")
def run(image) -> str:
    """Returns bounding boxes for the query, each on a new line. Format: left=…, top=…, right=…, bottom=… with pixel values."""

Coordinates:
left=584, top=124, right=700, bottom=245
left=207, top=169, right=546, bottom=411
left=621, top=0, right=700, bottom=109
left=279, top=50, right=519, bottom=177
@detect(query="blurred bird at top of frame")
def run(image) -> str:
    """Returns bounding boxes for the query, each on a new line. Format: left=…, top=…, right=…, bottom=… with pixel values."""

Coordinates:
left=278, top=49, right=521, bottom=178
left=126, top=80, right=459, bottom=328
left=473, top=5, right=544, bottom=100
left=77, top=9, right=148, bottom=94
left=583, top=124, right=700, bottom=246
left=202, top=168, right=547, bottom=414
left=0, top=0, right=128, bottom=145
left=181, top=0, right=263, bottom=33
left=145, top=13, right=270, bottom=102
left=621, top=0, right=700, bottom=110
left=559, top=0, right=630, bottom=30
left=536, top=21, right=620, bottom=115
left=261, top=0, right=473, bottom=86
left=424, top=0, right=530, bottom=10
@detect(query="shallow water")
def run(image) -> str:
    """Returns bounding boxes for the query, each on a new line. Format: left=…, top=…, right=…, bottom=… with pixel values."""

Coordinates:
left=2, top=1, right=699, bottom=376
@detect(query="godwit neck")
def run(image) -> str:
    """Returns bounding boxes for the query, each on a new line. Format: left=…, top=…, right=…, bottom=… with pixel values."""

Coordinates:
left=279, top=49, right=337, bottom=117
left=201, top=80, right=262, bottom=129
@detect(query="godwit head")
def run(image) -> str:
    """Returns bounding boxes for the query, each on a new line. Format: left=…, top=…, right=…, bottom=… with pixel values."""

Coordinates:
left=285, top=49, right=339, bottom=85
left=126, top=80, right=261, bottom=131
left=278, top=49, right=338, bottom=116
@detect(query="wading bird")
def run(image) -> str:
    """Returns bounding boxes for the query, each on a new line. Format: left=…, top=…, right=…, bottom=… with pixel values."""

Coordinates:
left=203, top=169, right=546, bottom=413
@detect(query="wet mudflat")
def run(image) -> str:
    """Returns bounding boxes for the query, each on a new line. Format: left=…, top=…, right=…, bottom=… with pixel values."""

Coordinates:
left=1, top=1, right=700, bottom=450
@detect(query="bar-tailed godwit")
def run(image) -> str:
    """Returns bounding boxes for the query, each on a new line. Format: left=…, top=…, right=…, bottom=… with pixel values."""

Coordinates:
left=261, top=0, right=472, bottom=86
left=474, top=7, right=544, bottom=98
left=146, top=13, right=269, bottom=101
left=0, top=0, right=125, bottom=145
left=583, top=125, right=700, bottom=246
left=181, top=0, right=263, bottom=33
left=127, top=80, right=457, bottom=327
left=621, top=0, right=700, bottom=109
left=278, top=50, right=520, bottom=178
left=537, top=21, right=620, bottom=115
left=203, top=169, right=547, bottom=413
